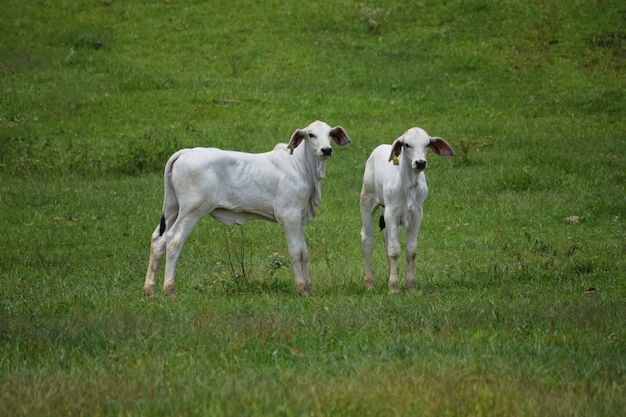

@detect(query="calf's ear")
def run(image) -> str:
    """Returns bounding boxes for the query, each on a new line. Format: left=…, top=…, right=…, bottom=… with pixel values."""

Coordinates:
left=287, top=129, right=307, bottom=154
left=330, top=126, right=351, bottom=146
left=388, top=138, right=404, bottom=163
left=429, top=137, right=455, bottom=157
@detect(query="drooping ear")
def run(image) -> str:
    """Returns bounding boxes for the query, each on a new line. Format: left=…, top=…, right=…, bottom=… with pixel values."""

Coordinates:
left=388, top=138, right=404, bottom=162
left=329, top=126, right=351, bottom=146
left=287, top=129, right=307, bottom=154
left=429, top=137, right=455, bottom=157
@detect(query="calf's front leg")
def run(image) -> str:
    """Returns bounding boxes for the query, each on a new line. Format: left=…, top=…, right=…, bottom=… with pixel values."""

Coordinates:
left=383, top=221, right=402, bottom=295
left=282, top=222, right=313, bottom=296
left=404, top=206, right=423, bottom=292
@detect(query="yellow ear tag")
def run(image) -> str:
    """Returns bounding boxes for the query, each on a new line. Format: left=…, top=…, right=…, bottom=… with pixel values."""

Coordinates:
left=392, top=154, right=399, bottom=165
left=289, top=141, right=294, bottom=155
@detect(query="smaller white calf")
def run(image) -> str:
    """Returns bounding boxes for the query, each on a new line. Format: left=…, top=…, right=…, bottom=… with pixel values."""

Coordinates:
left=360, top=127, right=455, bottom=294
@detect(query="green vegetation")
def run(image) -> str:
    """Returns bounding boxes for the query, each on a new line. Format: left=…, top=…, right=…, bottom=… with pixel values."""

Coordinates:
left=1, top=0, right=624, bottom=415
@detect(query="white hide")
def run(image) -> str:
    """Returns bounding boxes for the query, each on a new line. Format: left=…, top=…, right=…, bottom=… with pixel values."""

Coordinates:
left=360, top=127, right=454, bottom=294
left=144, top=120, right=350, bottom=297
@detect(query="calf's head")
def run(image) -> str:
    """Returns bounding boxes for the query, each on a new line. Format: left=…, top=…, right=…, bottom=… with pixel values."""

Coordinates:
left=388, top=127, right=455, bottom=171
left=288, top=120, right=351, bottom=160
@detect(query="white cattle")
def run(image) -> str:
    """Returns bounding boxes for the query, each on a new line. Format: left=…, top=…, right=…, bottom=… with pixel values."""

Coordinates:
left=144, top=120, right=350, bottom=297
left=360, top=127, right=454, bottom=294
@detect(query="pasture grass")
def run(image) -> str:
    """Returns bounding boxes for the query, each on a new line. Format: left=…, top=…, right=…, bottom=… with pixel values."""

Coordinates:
left=1, top=0, right=625, bottom=415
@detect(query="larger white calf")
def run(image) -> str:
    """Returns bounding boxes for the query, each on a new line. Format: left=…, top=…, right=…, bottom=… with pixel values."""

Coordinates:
left=360, top=127, right=454, bottom=294
left=144, top=121, right=350, bottom=297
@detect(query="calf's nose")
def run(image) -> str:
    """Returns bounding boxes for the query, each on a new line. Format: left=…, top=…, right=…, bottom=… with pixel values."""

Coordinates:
left=414, top=160, right=427, bottom=170
left=321, top=147, right=333, bottom=156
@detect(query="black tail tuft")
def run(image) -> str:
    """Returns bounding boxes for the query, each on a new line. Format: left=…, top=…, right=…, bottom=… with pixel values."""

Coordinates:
left=378, top=214, right=386, bottom=231
left=159, top=214, right=166, bottom=236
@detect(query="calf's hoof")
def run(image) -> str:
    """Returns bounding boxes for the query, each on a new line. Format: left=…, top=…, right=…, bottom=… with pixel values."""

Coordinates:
left=296, top=282, right=314, bottom=297
left=164, top=282, right=176, bottom=299
left=144, top=285, right=155, bottom=298
left=388, top=282, right=401, bottom=295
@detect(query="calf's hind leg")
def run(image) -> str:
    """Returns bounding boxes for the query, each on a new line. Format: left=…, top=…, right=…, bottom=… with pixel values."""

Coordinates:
left=144, top=216, right=167, bottom=297
left=162, top=212, right=202, bottom=298
left=360, top=197, right=378, bottom=290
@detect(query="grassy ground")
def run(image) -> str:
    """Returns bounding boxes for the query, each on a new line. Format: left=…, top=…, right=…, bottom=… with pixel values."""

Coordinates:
left=1, top=0, right=625, bottom=415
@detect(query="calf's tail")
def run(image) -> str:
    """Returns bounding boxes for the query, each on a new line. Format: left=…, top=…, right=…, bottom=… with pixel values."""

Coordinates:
left=379, top=207, right=386, bottom=231
left=159, top=214, right=166, bottom=236
left=158, top=149, right=188, bottom=236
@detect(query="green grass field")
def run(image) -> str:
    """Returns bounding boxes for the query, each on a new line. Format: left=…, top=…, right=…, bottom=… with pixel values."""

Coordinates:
left=1, top=0, right=624, bottom=415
